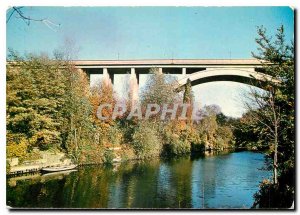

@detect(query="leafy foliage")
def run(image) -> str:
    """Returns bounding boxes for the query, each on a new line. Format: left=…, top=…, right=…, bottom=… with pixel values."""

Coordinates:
left=7, top=51, right=95, bottom=163
left=6, top=137, right=28, bottom=158
left=240, top=25, right=295, bottom=208
left=132, top=121, right=162, bottom=159
left=7, top=52, right=66, bottom=150
left=141, top=68, right=179, bottom=107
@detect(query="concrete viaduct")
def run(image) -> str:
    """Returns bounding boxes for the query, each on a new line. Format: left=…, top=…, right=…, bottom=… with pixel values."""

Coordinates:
left=74, top=59, right=277, bottom=88
left=74, top=59, right=280, bottom=102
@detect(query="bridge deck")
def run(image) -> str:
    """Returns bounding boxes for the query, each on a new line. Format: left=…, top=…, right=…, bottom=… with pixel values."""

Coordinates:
left=74, top=59, right=263, bottom=67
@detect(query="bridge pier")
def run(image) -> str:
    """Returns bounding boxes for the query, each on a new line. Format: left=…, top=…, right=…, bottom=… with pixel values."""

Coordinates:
left=158, top=67, right=163, bottom=74
left=182, top=68, right=186, bottom=76
left=129, top=68, right=139, bottom=104
left=103, top=68, right=113, bottom=86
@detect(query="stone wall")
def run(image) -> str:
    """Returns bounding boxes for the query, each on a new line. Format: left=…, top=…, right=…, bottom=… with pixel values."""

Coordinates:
left=7, top=151, right=72, bottom=174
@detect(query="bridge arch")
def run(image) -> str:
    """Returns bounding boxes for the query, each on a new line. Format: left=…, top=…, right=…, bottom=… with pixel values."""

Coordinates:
left=177, top=68, right=280, bottom=89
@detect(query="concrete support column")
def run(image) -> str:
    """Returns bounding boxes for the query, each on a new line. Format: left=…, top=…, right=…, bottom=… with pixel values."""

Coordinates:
left=158, top=67, right=163, bottom=74
left=129, top=68, right=139, bottom=104
left=131, top=68, right=139, bottom=84
left=103, top=68, right=112, bottom=86
left=131, top=68, right=136, bottom=75
left=182, top=68, right=186, bottom=76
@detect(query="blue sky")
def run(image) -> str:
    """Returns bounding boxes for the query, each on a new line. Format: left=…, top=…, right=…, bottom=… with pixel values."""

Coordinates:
left=6, top=7, right=294, bottom=117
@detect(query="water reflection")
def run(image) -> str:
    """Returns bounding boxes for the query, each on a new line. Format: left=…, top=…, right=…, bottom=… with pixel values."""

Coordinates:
left=7, top=151, right=271, bottom=209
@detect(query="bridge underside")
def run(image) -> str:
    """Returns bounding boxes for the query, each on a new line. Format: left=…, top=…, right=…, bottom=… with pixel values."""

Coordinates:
left=188, top=75, right=266, bottom=88
left=82, top=68, right=269, bottom=85
left=83, top=67, right=207, bottom=84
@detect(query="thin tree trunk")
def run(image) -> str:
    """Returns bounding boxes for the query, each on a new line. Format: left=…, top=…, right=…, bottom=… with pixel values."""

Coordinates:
left=272, top=89, right=278, bottom=185
left=273, top=123, right=278, bottom=184
left=74, top=128, right=78, bottom=154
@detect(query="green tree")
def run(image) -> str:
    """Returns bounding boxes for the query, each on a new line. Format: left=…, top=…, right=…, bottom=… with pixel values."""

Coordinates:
left=7, top=49, right=95, bottom=164
left=7, top=51, right=66, bottom=151
left=132, top=121, right=162, bottom=159
left=60, top=63, right=94, bottom=162
left=233, top=111, right=265, bottom=150
left=247, top=25, right=294, bottom=208
left=141, top=68, right=179, bottom=108
left=182, top=78, right=194, bottom=125
left=183, top=78, right=193, bottom=103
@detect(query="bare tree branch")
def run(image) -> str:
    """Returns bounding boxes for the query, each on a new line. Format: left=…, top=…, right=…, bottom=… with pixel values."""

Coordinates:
left=7, top=7, right=61, bottom=32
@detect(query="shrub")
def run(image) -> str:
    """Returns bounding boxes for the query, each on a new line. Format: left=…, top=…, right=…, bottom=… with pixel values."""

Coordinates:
left=168, top=138, right=191, bottom=155
left=108, top=125, right=123, bottom=146
left=253, top=179, right=293, bottom=208
left=103, top=149, right=114, bottom=164
left=162, top=131, right=191, bottom=155
left=120, top=145, right=136, bottom=161
left=253, top=167, right=294, bottom=209
left=7, top=138, right=28, bottom=158
left=216, top=126, right=233, bottom=149
left=78, top=142, right=104, bottom=165
left=132, top=122, right=162, bottom=159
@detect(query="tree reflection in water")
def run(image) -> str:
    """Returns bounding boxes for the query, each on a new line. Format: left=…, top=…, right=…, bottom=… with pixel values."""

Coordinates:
left=7, top=151, right=271, bottom=209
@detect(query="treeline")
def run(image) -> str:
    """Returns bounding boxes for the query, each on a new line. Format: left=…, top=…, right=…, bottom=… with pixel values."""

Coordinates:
left=6, top=52, right=235, bottom=165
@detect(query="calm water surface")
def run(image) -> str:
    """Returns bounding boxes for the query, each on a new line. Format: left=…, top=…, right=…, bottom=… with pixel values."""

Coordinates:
left=7, top=151, right=271, bottom=209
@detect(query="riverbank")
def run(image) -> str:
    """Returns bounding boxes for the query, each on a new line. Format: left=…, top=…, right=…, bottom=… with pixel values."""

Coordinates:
left=6, top=149, right=72, bottom=175
left=7, top=145, right=261, bottom=176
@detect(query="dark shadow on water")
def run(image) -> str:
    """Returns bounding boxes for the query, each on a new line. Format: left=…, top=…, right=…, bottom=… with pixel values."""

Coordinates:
left=190, top=152, right=205, bottom=161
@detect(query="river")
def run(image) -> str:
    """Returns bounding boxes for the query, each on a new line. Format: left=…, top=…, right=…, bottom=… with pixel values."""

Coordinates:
left=7, top=151, right=271, bottom=209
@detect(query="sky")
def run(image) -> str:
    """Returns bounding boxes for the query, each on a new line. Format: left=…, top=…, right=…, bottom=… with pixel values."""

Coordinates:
left=6, top=7, right=294, bottom=117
